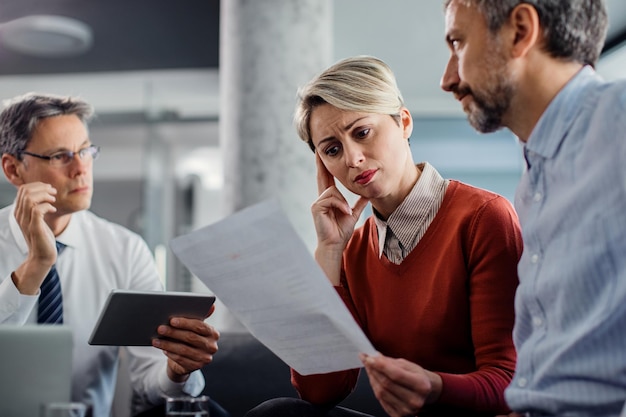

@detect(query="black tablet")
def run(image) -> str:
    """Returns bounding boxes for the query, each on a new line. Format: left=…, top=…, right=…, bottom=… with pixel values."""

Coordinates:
left=88, top=289, right=216, bottom=346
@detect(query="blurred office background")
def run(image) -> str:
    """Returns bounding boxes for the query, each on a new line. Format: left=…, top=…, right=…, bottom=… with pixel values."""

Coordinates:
left=0, top=0, right=624, bottom=330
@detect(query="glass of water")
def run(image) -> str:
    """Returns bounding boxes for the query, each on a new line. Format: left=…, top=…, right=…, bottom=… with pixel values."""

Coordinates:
left=40, top=402, right=87, bottom=417
left=165, top=395, right=210, bottom=416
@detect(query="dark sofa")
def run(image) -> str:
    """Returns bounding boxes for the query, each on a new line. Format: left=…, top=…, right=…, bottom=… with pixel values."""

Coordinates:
left=200, top=331, right=387, bottom=417
left=133, top=331, right=386, bottom=417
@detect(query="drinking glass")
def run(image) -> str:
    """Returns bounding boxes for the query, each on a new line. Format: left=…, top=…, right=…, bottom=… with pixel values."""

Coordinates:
left=165, top=395, right=210, bottom=417
left=40, top=402, right=87, bottom=417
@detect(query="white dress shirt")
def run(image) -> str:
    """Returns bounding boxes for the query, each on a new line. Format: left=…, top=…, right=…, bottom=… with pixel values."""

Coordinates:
left=0, top=205, right=204, bottom=417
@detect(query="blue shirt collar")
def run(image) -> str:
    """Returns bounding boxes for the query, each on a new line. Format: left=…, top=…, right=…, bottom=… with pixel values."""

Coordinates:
left=525, top=65, right=601, bottom=159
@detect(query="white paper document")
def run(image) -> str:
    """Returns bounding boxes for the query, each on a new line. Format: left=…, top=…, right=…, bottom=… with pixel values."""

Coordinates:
left=169, top=199, right=377, bottom=375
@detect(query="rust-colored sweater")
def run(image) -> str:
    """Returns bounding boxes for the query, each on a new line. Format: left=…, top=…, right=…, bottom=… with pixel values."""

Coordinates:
left=292, top=181, right=523, bottom=416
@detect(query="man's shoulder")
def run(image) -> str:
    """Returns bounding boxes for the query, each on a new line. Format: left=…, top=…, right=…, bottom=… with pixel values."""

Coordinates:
left=607, top=78, right=626, bottom=110
left=75, top=210, right=144, bottom=241
left=0, top=205, right=15, bottom=246
left=599, top=74, right=626, bottom=89
left=572, top=75, right=626, bottom=142
left=0, top=204, right=12, bottom=220
left=588, top=73, right=626, bottom=110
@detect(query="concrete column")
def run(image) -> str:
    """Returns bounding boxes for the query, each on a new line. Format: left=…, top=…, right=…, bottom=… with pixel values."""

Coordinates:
left=220, top=0, right=332, bottom=250
left=215, top=0, right=332, bottom=331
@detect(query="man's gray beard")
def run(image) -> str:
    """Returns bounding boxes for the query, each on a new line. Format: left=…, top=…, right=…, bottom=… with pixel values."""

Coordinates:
left=467, top=73, right=514, bottom=134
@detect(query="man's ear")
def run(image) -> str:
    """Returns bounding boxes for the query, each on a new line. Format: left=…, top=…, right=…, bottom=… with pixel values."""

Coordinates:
left=509, top=3, right=541, bottom=59
left=2, top=154, right=25, bottom=186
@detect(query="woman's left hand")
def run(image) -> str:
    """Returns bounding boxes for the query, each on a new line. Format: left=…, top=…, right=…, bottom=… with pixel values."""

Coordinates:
left=360, top=353, right=442, bottom=417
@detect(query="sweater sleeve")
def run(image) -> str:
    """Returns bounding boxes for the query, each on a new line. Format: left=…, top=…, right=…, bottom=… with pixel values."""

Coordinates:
left=290, top=285, right=361, bottom=405
left=436, top=196, right=522, bottom=413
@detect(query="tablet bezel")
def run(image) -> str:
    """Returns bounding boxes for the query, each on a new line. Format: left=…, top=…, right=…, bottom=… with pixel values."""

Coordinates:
left=88, top=289, right=216, bottom=346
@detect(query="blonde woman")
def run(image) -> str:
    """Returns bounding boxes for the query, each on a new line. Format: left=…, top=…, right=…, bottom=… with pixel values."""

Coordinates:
left=247, top=56, right=522, bottom=417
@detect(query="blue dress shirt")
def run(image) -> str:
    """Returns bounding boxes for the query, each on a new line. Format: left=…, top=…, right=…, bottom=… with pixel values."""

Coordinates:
left=506, top=66, right=626, bottom=416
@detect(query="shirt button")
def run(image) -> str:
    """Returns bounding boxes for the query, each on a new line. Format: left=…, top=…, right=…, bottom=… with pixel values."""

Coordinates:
left=533, top=192, right=542, bottom=202
left=531, top=254, right=539, bottom=263
left=518, top=377, right=528, bottom=387
left=532, top=316, right=543, bottom=327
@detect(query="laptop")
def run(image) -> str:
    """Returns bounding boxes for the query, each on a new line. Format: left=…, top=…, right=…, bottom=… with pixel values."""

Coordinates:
left=0, top=325, right=73, bottom=417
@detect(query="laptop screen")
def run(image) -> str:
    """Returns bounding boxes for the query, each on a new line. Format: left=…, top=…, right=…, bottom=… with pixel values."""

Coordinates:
left=0, top=325, right=73, bottom=417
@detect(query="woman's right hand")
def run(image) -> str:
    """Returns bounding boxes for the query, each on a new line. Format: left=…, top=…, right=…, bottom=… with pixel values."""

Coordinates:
left=312, top=153, right=368, bottom=285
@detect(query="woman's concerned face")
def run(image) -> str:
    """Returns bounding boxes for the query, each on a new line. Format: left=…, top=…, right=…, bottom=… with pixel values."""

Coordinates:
left=310, top=103, right=416, bottom=209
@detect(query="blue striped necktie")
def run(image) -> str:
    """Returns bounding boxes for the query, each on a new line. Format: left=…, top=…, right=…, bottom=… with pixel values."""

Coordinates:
left=38, top=241, right=66, bottom=324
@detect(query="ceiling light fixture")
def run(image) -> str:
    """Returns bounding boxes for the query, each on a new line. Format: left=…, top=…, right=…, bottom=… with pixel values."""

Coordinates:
left=0, top=15, right=93, bottom=57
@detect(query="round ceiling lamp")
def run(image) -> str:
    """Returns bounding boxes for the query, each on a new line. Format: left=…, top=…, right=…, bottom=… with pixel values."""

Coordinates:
left=0, top=15, right=93, bottom=57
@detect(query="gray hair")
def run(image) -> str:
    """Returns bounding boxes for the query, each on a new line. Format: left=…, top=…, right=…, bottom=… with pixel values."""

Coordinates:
left=294, top=55, right=404, bottom=152
left=444, top=0, right=608, bottom=67
left=0, top=92, right=94, bottom=157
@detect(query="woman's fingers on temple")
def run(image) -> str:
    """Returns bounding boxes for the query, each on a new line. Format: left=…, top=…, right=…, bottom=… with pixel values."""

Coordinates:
left=317, top=186, right=353, bottom=216
left=315, top=152, right=335, bottom=194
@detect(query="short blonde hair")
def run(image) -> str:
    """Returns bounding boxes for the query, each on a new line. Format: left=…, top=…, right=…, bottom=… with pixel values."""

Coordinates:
left=294, top=55, right=404, bottom=151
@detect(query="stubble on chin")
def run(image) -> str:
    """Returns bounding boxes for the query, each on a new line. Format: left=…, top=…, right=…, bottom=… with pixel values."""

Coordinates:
left=466, top=73, right=514, bottom=134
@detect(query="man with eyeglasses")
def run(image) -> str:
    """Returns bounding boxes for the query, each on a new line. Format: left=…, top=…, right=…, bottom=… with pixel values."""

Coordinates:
left=0, top=93, right=229, bottom=417
left=21, top=144, right=101, bottom=166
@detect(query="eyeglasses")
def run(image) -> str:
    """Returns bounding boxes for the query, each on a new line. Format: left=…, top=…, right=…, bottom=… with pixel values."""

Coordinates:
left=21, top=145, right=101, bottom=167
